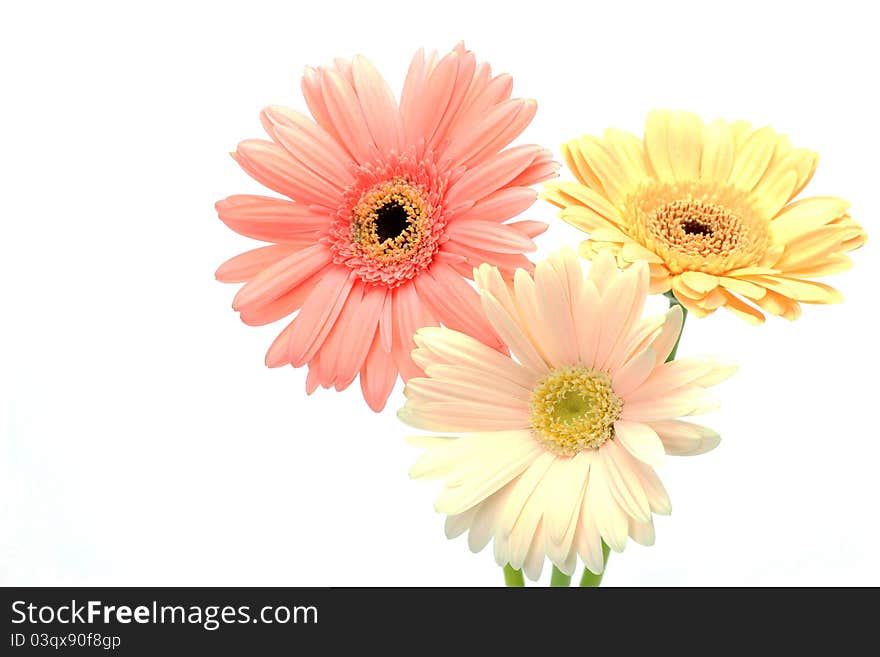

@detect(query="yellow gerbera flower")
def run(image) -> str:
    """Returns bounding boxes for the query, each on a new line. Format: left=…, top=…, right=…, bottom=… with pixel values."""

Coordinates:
left=543, top=110, right=867, bottom=323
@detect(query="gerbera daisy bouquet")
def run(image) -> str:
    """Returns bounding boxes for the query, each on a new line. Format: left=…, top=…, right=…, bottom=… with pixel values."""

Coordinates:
left=214, top=45, right=866, bottom=586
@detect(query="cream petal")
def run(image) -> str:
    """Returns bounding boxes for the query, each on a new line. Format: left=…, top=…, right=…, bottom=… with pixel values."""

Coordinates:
left=575, top=497, right=605, bottom=575
left=632, top=460, right=671, bottom=515
left=481, top=291, right=550, bottom=377
left=444, top=505, right=479, bottom=539
left=573, top=280, right=602, bottom=368
left=507, top=485, right=547, bottom=571
left=613, top=420, right=666, bottom=468
left=587, top=249, right=618, bottom=295
left=433, top=432, right=541, bottom=516
left=651, top=419, right=721, bottom=456
left=612, top=347, right=657, bottom=398
left=628, top=517, right=656, bottom=546
left=522, top=520, right=547, bottom=581
left=413, top=326, right=534, bottom=389
left=468, top=484, right=514, bottom=553
left=534, top=260, right=580, bottom=367
left=498, top=451, right=556, bottom=538
left=648, top=304, right=684, bottom=363
left=620, top=387, right=709, bottom=421
left=398, top=400, right=529, bottom=432
left=601, top=440, right=651, bottom=522
left=423, top=363, right=532, bottom=403
left=587, top=460, right=629, bottom=552
left=545, top=452, right=591, bottom=546
left=625, top=358, right=716, bottom=403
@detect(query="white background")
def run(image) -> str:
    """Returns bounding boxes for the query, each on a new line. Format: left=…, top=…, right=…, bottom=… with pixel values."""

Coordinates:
left=2, top=0, right=878, bottom=586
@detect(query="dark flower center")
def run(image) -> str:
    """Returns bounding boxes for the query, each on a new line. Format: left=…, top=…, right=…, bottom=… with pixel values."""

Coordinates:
left=375, top=201, right=410, bottom=242
left=681, top=218, right=713, bottom=236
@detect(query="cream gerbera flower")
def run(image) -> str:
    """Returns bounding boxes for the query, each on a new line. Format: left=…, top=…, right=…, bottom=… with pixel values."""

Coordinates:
left=400, top=248, right=735, bottom=581
left=543, top=110, right=867, bottom=323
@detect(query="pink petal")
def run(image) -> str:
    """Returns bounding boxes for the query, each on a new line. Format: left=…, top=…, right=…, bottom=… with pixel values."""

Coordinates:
left=261, top=106, right=354, bottom=188
left=427, top=47, right=477, bottom=152
left=301, top=65, right=352, bottom=160
left=360, top=332, right=399, bottom=412
left=287, top=266, right=356, bottom=366
left=445, top=220, right=537, bottom=254
left=446, top=73, right=514, bottom=157
left=232, top=244, right=331, bottom=311
left=392, top=282, right=437, bottom=381
left=318, top=67, right=376, bottom=165
left=320, top=282, right=386, bottom=387
left=239, top=264, right=327, bottom=326
left=445, top=145, right=544, bottom=207
left=265, top=320, right=296, bottom=368
left=233, top=140, right=340, bottom=207
left=508, top=220, right=548, bottom=239
left=444, top=99, right=537, bottom=167
left=414, top=263, right=502, bottom=350
left=351, top=55, right=404, bottom=156
left=503, top=148, right=558, bottom=188
left=452, top=187, right=537, bottom=224
left=215, top=244, right=299, bottom=283
left=398, top=47, right=429, bottom=144
left=441, top=241, right=535, bottom=278
left=215, top=195, right=331, bottom=244
left=401, top=50, right=458, bottom=147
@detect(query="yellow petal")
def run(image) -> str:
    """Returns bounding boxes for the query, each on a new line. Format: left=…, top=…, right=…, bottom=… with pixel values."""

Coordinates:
left=644, top=110, right=675, bottom=183
left=773, top=225, right=850, bottom=270
left=679, top=271, right=719, bottom=294
left=543, top=180, right=622, bottom=223
left=782, top=255, right=853, bottom=278
left=700, top=119, right=735, bottom=183
left=603, top=127, right=650, bottom=191
left=621, top=241, right=664, bottom=264
left=751, top=169, right=798, bottom=219
left=717, top=289, right=765, bottom=325
left=576, top=135, right=632, bottom=205
left=667, top=111, right=704, bottom=181
left=559, top=206, right=620, bottom=233
left=719, top=276, right=767, bottom=300
left=745, top=275, right=843, bottom=304
left=753, top=289, right=802, bottom=320
left=770, top=196, right=850, bottom=243
left=728, top=126, right=776, bottom=192
left=562, top=140, right=604, bottom=191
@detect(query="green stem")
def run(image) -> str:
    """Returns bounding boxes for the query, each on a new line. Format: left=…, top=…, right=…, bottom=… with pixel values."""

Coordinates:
left=550, top=565, right=572, bottom=587
left=503, top=564, right=525, bottom=587
left=579, top=541, right=611, bottom=587
left=663, top=291, right=688, bottom=363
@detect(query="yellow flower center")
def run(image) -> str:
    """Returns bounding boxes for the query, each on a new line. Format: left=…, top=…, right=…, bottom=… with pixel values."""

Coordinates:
left=626, top=182, right=770, bottom=275
left=529, top=366, right=623, bottom=456
left=350, top=177, right=430, bottom=259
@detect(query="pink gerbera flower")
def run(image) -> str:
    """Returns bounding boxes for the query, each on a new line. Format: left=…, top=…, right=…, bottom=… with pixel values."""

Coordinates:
left=216, top=43, right=557, bottom=411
